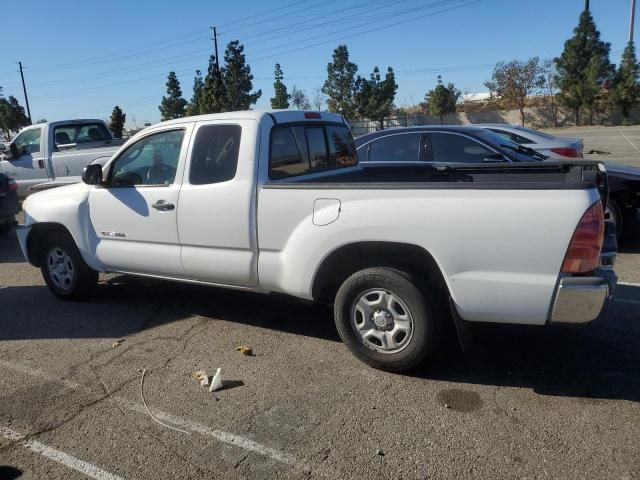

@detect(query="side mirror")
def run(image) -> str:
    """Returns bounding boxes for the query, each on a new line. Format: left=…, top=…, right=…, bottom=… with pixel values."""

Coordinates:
left=9, top=142, right=19, bottom=159
left=82, top=164, right=103, bottom=185
left=483, top=153, right=508, bottom=163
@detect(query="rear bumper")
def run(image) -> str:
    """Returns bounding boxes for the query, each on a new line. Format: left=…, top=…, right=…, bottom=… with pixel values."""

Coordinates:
left=550, top=269, right=617, bottom=324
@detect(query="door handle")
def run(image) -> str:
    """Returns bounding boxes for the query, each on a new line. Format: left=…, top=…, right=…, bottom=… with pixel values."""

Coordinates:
left=152, top=200, right=175, bottom=211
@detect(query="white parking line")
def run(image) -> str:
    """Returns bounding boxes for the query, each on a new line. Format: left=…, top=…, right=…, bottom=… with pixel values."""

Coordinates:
left=616, top=298, right=640, bottom=305
left=0, top=359, right=307, bottom=472
left=0, top=427, right=124, bottom=480
left=617, top=129, right=640, bottom=153
left=618, top=281, right=640, bottom=287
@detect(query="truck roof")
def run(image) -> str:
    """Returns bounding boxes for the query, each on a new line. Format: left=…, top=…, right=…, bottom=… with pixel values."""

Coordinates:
left=158, top=110, right=346, bottom=128
left=20, top=119, right=107, bottom=130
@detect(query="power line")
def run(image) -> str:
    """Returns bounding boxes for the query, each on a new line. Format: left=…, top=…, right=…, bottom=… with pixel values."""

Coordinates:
left=246, top=0, right=483, bottom=62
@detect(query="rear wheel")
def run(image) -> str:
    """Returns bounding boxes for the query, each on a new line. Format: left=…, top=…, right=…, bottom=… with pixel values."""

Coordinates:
left=40, top=232, right=97, bottom=301
left=605, top=198, right=623, bottom=239
left=334, top=267, right=439, bottom=372
left=0, top=218, right=13, bottom=236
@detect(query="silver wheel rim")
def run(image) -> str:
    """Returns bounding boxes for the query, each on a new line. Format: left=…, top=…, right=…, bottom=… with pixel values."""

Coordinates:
left=47, top=247, right=75, bottom=291
left=350, top=289, right=414, bottom=354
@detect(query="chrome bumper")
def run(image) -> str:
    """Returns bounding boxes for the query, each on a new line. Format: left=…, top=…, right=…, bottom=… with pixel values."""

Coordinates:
left=550, top=270, right=616, bottom=324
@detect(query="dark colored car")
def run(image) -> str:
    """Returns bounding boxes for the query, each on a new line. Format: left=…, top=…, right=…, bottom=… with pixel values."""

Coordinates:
left=355, top=126, right=640, bottom=239
left=0, top=173, right=19, bottom=236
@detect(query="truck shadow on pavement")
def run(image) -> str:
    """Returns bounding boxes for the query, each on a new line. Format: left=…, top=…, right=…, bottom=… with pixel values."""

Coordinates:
left=415, top=285, right=640, bottom=402
left=1, top=227, right=639, bottom=402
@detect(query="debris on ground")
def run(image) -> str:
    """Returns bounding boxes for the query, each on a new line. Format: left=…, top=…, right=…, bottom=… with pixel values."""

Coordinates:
left=111, top=339, right=125, bottom=348
left=235, top=346, right=253, bottom=356
left=191, top=370, right=210, bottom=386
left=140, top=368, right=190, bottom=435
left=209, top=368, right=223, bottom=392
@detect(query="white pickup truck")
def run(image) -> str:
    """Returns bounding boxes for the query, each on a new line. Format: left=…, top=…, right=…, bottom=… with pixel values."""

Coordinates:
left=16, top=110, right=617, bottom=371
left=0, top=119, right=124, bottom=197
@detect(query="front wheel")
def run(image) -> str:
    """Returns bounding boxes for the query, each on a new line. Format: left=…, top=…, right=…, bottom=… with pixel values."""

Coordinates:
left=334, top=267, right=439, bottom=372
left=40, top=232, right=98, bottom=301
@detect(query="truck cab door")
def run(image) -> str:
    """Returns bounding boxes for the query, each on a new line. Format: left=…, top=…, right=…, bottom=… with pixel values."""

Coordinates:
left=88, top=125, right=193, bottom=277
left=177, top=120, right=258, bottom=286
left=1, top=126, right=46, bottom=196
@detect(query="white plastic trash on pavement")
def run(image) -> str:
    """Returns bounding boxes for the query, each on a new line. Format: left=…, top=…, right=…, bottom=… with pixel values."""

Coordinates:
left=209, top=368, right=223, bottom=392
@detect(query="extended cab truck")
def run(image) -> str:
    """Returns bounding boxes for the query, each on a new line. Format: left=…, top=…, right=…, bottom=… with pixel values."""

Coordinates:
left=0, top=120, right=125, bottom=197
left=16, top=111, right=616, bottom=372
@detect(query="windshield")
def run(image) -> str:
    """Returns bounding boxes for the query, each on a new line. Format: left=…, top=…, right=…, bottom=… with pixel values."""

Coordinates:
left=475, top=130, right=544, bottom=161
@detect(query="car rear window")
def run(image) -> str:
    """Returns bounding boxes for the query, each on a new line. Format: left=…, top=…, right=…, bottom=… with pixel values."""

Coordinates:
left=269, top=124, right=357, bottom=179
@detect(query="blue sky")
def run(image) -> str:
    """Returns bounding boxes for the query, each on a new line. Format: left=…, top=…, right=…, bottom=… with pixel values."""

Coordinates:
left=0, top=0, right=635, bottom=127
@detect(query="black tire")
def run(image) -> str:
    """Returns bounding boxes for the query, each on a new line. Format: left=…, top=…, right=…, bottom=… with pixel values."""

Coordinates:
left=0, top=219, right=13, bottom=236
left=334, top=267, right=439, bottom=372
left=606, top=198, right=623, bottom=239
left=40, top=231, right=98, bottom=301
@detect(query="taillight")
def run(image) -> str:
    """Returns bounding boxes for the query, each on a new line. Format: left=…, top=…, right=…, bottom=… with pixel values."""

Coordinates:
left=562, top=201, right=604, bottom=273
left=551, top=147, right=580, bottom=158
left=304, top=112, right=321, bottom=119
left=8, top=179, right=18, bottom=191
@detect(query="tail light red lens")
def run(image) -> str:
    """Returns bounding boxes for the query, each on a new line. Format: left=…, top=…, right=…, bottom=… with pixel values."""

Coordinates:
left=551, top=147, right=580, bottom=158
left=304, top=112, right=321, bottom=119
left=8, top=179, right=18, bottom=191
left=562, top=201, right=604, bottom=273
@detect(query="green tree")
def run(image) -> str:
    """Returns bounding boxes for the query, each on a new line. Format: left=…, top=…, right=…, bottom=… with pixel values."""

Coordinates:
left=271, top=63, right=290, bottom=109
left=200, top=55, right=227, bottom=114
left=159, top=71, right=188, bottom=121
left=612, top=41, right=640, bottom=122
left=322, top=44, right=358, bottom=119
left=290, top=86, right=311, bottom=110
left=109, top=106, right=126, bottom=139
left=186, top=69, right=204, bottom=116
left=354, top=66, right=397, bottom=129
left=0, top=88, right=29, bottom=141
left=554, top=9, right=614, bottom=125
left=424, top=76, right=460, bottom=124
left=223, top=40, right=261, bottom=110
left=484, top=57, right=545, bottom=127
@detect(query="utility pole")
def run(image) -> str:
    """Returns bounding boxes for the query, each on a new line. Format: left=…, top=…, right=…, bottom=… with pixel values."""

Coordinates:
left=630, top=0, right=637, bottom=43
left=210, top=26, right=220, bottom=72
left=17, top=61, right=32, bottom=125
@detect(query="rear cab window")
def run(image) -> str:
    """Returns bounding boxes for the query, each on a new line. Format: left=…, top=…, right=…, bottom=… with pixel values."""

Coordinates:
left=269, top=123, right=357, bottom=179
left=54, top=122, right=111, bottom=148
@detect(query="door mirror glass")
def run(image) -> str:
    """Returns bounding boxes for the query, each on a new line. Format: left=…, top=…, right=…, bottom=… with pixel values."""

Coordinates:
left=82, top=164, right=103, bottom=185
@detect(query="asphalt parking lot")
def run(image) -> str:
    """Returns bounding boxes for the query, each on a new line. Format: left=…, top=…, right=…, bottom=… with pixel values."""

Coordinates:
left=545, top=124, right=640, bottom=167
left=1, top=126, right=639, bottom=479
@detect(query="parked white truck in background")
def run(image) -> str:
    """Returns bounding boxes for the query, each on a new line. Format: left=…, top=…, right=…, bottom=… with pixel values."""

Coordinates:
left=16, top=110, right=617, bottom=371
left=0, top=119, right=125, bottom=197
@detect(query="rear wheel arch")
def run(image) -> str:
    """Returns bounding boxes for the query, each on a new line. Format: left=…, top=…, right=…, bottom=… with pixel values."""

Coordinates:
left=311, top=241, right=451, bottom=305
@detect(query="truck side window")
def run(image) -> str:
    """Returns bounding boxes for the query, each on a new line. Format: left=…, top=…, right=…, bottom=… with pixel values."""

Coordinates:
left=12, top=128, right=42, bottom=155
left=368, top=133, right=420, bottom=163
left=189, top=124, right=242, bottom=185
left=430, top=132, right=492, bottom=163
left=269, top=124, right=356, bottom=179
left=109, top=129, right=185, bottom=187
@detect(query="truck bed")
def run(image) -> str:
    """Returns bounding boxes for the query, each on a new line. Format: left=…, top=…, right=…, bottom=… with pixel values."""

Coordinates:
left=275, top=161, right=606, bottom=191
